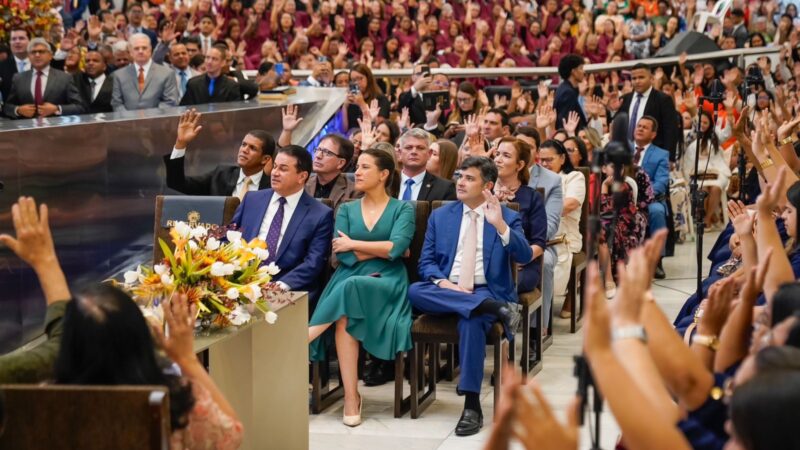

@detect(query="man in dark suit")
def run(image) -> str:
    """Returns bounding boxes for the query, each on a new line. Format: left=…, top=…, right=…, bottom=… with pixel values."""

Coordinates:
left=231, top=145, right=335, bottom=306
left=397, top=128, right=457, bottom=202
left=620, top=63, right=680, bottom=161
left=554, top=54, right=587, bottom=132
left=398, top=63, right=433, bottom=127
left=164, top=109, right=274, bottom=196
left=74, top=50, right=113, bottom=113
left=305, top=134, right=357, bottom=210
left=180, top=46, right=241, bottom=106
left=2, top=38, right=85, bottom=119
left=0, top=29, right=31, bottom=102
left=408, top=157, right=531, bottom=436
left=125, top=2, right=158, bottom=48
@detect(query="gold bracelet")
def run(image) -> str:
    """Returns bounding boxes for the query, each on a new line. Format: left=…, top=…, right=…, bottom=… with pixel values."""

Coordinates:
left=760, top=159, right=775, bottom=170
left=780, top=135, right=797, bottom=146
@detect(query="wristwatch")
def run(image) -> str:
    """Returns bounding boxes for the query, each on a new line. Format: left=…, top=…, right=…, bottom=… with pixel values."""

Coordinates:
left=780, top=135, right=797, bottom=146
left=612, top=325, right=647, bottom=343
left=692, top=334, right=720, bottom=351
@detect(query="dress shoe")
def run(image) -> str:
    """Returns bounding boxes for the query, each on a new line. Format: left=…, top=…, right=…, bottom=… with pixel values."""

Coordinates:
left=654, top=265, right=666, bottom=280
left=522, top=333, right=541, bottom=368
left=363, top=360, right=395, bottom=386
left=455, top=408, right=483, bottom=436
left=497, top=303, right=521, bottom=341
left=342, top=395, right=363, bottom=427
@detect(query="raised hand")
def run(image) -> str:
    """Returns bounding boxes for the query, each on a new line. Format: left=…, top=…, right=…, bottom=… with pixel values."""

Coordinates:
left=723, top=89, right=737, bottom=111
left=777, top=115, right=800, bottom=141
left=494, top=94, right=509, bottom=108
left=584, top=262, right=613, bottom=357
left=160, top=20, right=177, bottom=43
left=739, top=249, right=772, bottom=306
left=175, top=109, right=203, bottom=148
left=398, top=106, right=411, bottom=131
left=536, top=103, right=556, bottom=129
left=512, top=380, right=580, bottom=450
left=698, top=278, right=735, bottom=336
left=281, top=104, right=304, bottom=131
left=425, top=103, right=443, bottom=128
left=756, top=166, right=787, bottom=213
left=151, top=293, right=199, bottom=365
left=0, top=197, right=56, bottom=270
left=87, top=15, right=103, bottom=41
left=367, top=98, right=380, bottom=121
left=732, top=210, right=755, bottom=237
left=464, top=113, right=480, bottom=139
left=562, top=110, right=580, bottom=136
left=537, top=81, right=549, bottom=104
left=482, top=189, right=507, bottom=232
left=358, top=117, right=377, bottom=149
left=727, top=199, right=748, bottom=221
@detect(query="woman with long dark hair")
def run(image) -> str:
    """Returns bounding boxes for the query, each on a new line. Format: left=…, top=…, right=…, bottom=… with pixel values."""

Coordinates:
left=343, top=63, right=391, bottom=131
left=308, top=149, right=415, bottom=427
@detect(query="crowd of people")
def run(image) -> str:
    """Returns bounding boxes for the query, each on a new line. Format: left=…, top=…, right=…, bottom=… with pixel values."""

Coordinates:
left=4, top=0, right=800, bottom=448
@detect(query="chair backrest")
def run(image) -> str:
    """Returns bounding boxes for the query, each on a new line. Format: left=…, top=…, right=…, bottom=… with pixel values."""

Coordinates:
left=405, top=201, right=431, bottom=283
left=577, top=167, right=590, bottom=253
left=153, top=195, right=240, bottom=263
left=0, top=384, right=170, bottom=450
left=711, top=0, right=732, bottom=16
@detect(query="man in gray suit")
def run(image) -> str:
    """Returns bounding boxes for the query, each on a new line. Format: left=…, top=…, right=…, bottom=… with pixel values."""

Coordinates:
left=111, top=33, right=179, bottom=111
left=516, top=127, right=562, bottom=358
left=2, top=38, right=85, bottom=119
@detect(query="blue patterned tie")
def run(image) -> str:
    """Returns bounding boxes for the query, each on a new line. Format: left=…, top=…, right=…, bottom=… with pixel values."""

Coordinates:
left=402, top=178, right=415, bottom=201
left=265, top=197, right=286, bottom=263
left=179, top=71, right=188, bottom=96
left=629, top=93, right=643, bottom=141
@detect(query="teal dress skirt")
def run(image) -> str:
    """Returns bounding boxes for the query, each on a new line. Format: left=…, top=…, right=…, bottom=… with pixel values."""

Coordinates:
left=309, top=198, right=415, bottom=361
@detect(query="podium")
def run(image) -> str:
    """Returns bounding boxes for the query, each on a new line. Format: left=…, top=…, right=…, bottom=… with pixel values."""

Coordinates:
left=194, top=292, right=310, bottom=450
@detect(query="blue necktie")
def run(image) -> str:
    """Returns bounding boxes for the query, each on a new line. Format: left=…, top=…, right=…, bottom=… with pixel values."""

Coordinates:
left=179, top=71, right=188, bottom=96
left=208, top=77, right=216, bottom=97
left=265, top=197, right=286, bottom=264
left=402, top=178, right=415, bottom=201
left=17, top=60, right=25, bottom=73
left=629, top=93, right=643, bottom=141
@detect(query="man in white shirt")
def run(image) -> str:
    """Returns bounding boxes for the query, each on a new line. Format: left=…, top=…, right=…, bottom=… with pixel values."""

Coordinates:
left=397, top=128, right=456, bottom=202
left=163, top=109, right=274, bottom=196
left=168, top=43, right=199, bottom=99
left=408, top=156, right=532, bottom=437
left=74, top=50, right=113, bottom=113
left=0, top=29, right=31, bottom=102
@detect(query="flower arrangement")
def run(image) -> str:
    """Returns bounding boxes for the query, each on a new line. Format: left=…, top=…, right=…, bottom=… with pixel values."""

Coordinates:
left=0, top=0, right=60, bottom=43
left=120, top=222, right=281, bottom=329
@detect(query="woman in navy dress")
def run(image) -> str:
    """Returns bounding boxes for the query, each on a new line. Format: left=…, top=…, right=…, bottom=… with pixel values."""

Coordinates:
left=493, top=137, right=548, bottom=293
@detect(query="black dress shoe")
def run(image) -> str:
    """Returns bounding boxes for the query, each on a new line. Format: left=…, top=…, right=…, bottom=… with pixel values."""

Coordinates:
left=497, top=304, right=522, bottom=341
left=654, top=265, right=666, bottom=280
left=363, top=360, right=395, bottom=386
left=523, top=333, right=541, bottom=368
left=455, top=408, right=483, bottom=436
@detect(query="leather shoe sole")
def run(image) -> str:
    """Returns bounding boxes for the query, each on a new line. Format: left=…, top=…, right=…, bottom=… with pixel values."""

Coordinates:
left=498, top=304, right=521, bottom=341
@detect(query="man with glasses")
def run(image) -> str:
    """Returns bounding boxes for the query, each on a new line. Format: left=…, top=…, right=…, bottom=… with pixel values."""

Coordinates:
left=163, top=109, right=274, bottom=196
left=126, top=2, right=158, bottom=48
left=3, top=38, right=85, bottom=119
left=304, top=134, right=357, bottom=210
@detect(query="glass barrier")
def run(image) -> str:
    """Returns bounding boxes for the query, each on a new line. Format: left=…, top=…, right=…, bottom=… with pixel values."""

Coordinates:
left=0, top=87, right=346, bottom=354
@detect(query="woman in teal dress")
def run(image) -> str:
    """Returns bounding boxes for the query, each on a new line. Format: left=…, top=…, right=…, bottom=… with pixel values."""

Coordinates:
left=308, top=148, right=415, bottom=427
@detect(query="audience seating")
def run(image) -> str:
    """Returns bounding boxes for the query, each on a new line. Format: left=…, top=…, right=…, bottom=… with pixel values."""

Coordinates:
left=153, top=195, right=241, bottom=263
left=566, top=167, right=590, bottom=333
left=519, top=187, right=546, bottom=376
left=0, top=385, right=170, bottom=450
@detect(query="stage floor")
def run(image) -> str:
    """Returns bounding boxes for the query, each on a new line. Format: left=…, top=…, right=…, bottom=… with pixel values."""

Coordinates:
left=308, top=232, right=719, bottom=450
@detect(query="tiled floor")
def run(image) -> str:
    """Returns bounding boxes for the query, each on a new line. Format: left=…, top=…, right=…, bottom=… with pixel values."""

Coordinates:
left=309, top=232, right=718, bottom=450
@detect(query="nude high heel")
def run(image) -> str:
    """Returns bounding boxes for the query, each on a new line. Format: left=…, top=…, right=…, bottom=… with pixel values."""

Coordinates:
left=343, top=394, right=363, bottom=427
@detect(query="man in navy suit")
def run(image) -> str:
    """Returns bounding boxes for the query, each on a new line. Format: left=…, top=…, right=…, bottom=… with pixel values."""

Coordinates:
left=231, top=145, right=334, bottom=306
left=633, top=115, right=670, bottom=278
left=554, top=54, right=587, bottom=132
left=408, top=157, right=532, bottom=437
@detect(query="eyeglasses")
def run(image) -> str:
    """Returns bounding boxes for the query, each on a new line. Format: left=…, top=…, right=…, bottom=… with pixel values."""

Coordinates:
left=456, top=97, right=474, bottom=103
left=29, top=49, right=49, bottom=55
left=314, top=147, right=342, bottom=159
left=565, top=147, right=578, bottom=153
left=538, top=157, right=555, bottom=163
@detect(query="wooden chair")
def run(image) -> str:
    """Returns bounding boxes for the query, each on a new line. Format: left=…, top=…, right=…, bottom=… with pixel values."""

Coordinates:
left=401, top=200, right=515, bottom=419
left=565, top=167, right=590, bottom=333
left=518, top=187, right=545, bottom=373
left=153, top=195, right=240, bottom=263
left=0, top=385, right=170, bottom=450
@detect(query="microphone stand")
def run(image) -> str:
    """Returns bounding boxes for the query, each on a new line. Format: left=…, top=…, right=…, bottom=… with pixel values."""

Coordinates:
left=738, top=61, right=750, bottom=203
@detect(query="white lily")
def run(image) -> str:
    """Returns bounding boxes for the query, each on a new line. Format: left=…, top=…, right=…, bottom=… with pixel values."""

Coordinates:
left=153, top=264, right=168, bottom=275
left=253, top=247, right=270, bottom=261
left=191, top=226, right=208, bottom=240
left=265, top=310, right=278, bottom=324
left=160, top=273, right=174, bottom=286
left=229, top=305, right=251, bottom=326
left=188, top=240, right=199, bottom=251
left=226, top=287, right=240, bottom=300
left=210, top=262, right=236, bottom=277
left=226, top=230, right=242, bottom=243
left=243, top=283, right=262, bottom=303
left=205, top=237, right=221, bottom=251
left=123, top=265, right=143, bottom=284
left=174, top=221, right=192, bottom=239
left=264, top=262, right=281, bottom=276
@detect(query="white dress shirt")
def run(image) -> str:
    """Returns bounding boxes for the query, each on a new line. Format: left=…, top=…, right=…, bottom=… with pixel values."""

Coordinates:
left=399, top=171, right=426, bottom=200
left=169, top=147, right=263, bottom=196
left=257, top=188, right=304, bottom=245
left=89, top=74, right=106, bottom=102
left=29, top=65, right=51, bottom=99
left=14, top=56, right=30, bottom=73
left=200, top=35, right=214, bottom=54
left=447, top=203, right=511, bottom=286
left=628, top=87, right=652, bottom=130
left=135, top=60, right=153, bottom=83
left=633, top=142, right=653, bottom=165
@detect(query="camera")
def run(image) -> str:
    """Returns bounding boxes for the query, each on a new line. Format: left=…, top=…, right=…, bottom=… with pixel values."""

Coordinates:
left=349, top=82, right=360, bottom=95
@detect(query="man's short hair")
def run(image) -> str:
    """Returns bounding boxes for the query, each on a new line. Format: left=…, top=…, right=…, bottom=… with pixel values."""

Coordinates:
left=731, top=8, right=744, bottom=18
left=112, top=40, right=129, bottom=53
left=321, top=133, right=354, bottom=166
left=210, top=43, right=228, bottom=59
left=515, top=126, right=541, bottom=148
left=459, top=156, right=498, bottom=184
left=27, top=38, right=52, bottom=55
left=127, top=2, right=143, bottom=12
left=86, top=49, right=106, bottom=64
left=182, top=36, right=201, bottom=48
left=10, top=28, right=30, bottom=39
left=277, top=145, right=313, bottom=175
left=639, top=115, right=659, bottom=133
left=245, top=130, right=276, bottom=157
left=128, top=33, right=152, bottom=49
left=487, top=108, right=511, bottom=130
left=398, top=128, right=433, bottom=147
left=631, top=62, right=649, bottom=72
left=557, top=54, right=583, bottom=80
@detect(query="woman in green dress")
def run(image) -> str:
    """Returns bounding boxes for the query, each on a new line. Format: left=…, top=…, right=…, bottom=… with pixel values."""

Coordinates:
left=308, top=148, right=415, bottom=427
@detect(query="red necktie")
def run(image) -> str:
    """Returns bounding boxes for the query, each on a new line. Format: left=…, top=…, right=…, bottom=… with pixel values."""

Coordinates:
left=634, top=147, right=644, bottom=165
left=138, top=66, right=145, bottom=93
left=34, top=71, right=43, bottom=106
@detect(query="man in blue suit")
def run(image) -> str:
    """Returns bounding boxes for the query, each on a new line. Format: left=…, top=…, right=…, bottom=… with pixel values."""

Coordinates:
left=231, top=145, right=334, bottom=307
left=633, top=115, right=670, bottom=278
left=408, top=157, right=533, bottom=437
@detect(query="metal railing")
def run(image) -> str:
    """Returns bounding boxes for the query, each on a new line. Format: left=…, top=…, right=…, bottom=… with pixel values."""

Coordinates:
left=242, top=45, right=781, bottom=80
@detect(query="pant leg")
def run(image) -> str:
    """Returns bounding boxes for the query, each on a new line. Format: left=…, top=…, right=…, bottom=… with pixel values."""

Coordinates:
left=553, top=245, right=573, bottom=298
left=648, top=201, right=668, bottom=256
left=408, top=282, right=492, bottom=318
left=456, top=314, right=495, bottom=394
left=539, top=247, right=556, bottom=329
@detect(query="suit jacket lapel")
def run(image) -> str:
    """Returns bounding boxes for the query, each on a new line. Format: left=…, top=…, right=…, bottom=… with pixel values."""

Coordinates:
left=41, top=71, right=54, bottom=101
left=331, top=173, right=348, bottom=205
left=443, top=202, right=463, bottom=276
left=418, top=172, right=434, bottom=201
left=21, top=72, right=34, bottom=103
left=277, top=192, right=310, bottom=261
left=142, top=65, right=155, bottom=95
left=248, top=190, right=272, bottom=240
